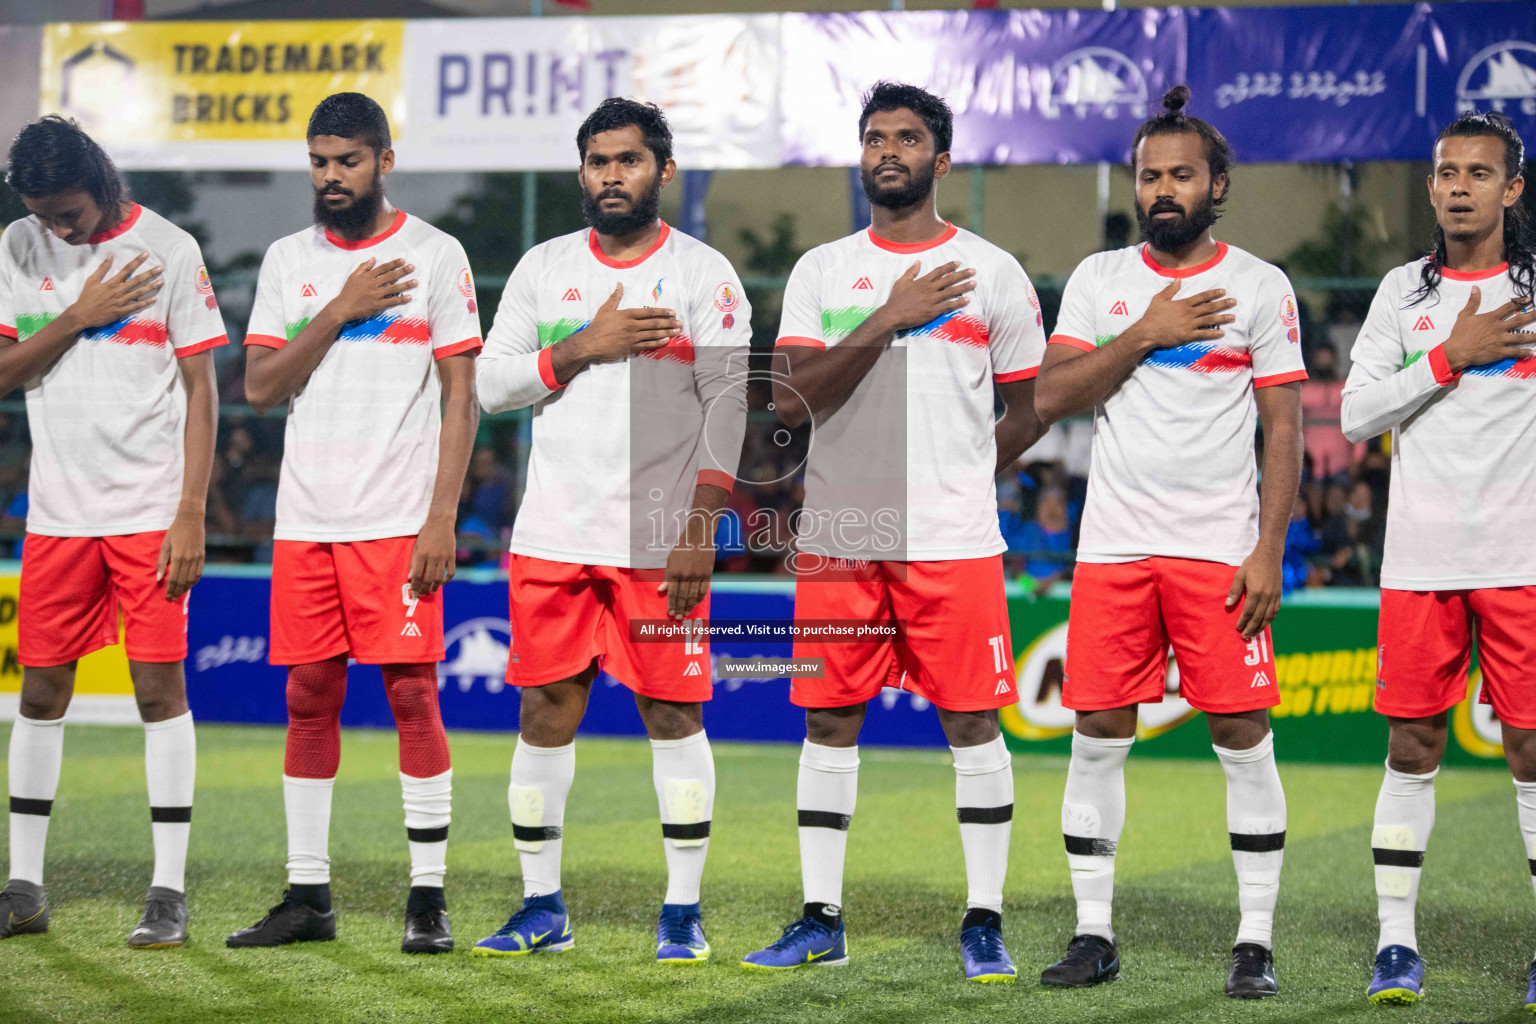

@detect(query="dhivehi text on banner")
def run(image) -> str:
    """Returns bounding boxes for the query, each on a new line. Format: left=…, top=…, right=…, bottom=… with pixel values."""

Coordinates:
left=1184, top=2, right=1536, bottom=164
left=39, top=20, right=404, bottom=169
left=399, top=16, right=779, bottom=171
left=778, top=9, right=1186, bottom=167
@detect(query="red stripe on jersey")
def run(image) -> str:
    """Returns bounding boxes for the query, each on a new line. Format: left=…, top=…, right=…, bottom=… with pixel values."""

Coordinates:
left=697, top=469, right=735, bottom=493
left=995, top=365, right=1039, bottom=383
left=867, top=221, right=957, bottom=253
left=639, top=334, right=694, bottom=365
left=176, top=334, right=228, bottom=358
left=1427, top=344, right=1458, bottom=386
left=775, top=335, right=826, bottom=350
left=376, top=318, right=432, bottom=345
left=244, top=333, right=286, bottom=349
left=1048, top=334, right=1096, bottom=352
left=113, top=319, right=169, bottom=347
left=434, top=337, right=483, bottom=360
left=1190, top=348, right=1252, bottom=373
left=0, top=323, right=16, bottom=340
left=1253, top=369, right=1309, bottom=388
left=928, top=313, right=989, bottom=348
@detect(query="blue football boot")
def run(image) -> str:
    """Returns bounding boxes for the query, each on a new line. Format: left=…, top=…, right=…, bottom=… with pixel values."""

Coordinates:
left=1367, top=944, right=1425, bottom=1005
left=472, top=891, right=573, bottom=957
left=960, top=909, right=1017, bottom=983
left=656, top=902, right=710, bottom=963
left=741, top=914, right=848, bottom=969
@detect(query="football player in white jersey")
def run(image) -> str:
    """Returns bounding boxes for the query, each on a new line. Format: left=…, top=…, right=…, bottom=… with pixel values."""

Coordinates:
left=1034, top=87, right=1306, bottom=998
left=227, top=94, right=480, bottom=954
left=473, top=99, right=749, bottom=962
left=0, top=117, right=223, bottom=948
left=1343, top=112, right=1536, bottom=1009
left=740, top=83, right=1047, bottom=982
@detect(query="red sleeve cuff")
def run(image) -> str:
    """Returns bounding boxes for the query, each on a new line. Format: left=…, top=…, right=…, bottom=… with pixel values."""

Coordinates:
left=0, top=323, right=16, bottom=340
left=994, top=365, right=1039, bottom=383
left=537, top=346, right=563, bottom=391
left=176, top=334, right=228, bottom=358
left=1427, top=344, right=1459, bottom=386
left=696, top=469, right=735, bottom=493
left=1253, top=368, right=1309, bottom=388
left=1048, top=334, right=1096, bottom=352
left=774, top=335, right=827, bottom=351
left=434, top=337, right=483, bottom=360
left=244, top=333, right=286, bottom=349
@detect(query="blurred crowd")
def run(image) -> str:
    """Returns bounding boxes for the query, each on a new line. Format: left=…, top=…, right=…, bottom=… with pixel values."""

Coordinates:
left=0, top=289, right=1394, bottom=588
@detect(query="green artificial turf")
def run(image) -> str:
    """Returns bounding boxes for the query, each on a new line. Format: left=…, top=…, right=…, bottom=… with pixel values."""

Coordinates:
left=0, top=723, right=1529, bottom=1023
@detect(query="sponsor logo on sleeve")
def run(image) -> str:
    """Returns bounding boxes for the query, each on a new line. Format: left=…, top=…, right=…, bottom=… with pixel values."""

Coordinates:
left=195, top=264, right=213, bottom=295
left=457, top=267, right=475, bottom=298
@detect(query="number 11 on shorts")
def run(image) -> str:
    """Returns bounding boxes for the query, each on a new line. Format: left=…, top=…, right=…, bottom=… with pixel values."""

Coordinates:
left=988, top=634, right=1007, bottom=674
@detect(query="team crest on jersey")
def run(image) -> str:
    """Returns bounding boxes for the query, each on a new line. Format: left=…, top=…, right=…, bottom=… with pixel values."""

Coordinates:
left=1413, top=316, right=1435, bottom=331
left=1109, top=300, right=1130, bottom=316
left=457, top=267, right=475, bottom=298
left=39, top=277, right=53, bottom=292
left=1028, top=282, right=1042, bottom=326
left=714, top=282, right=739, bottom=312
left=1279, top=293, right=1298, bottom=327
left=854, top=276, right=874, bottom=290
left=562, top=287, right=581, bottom=301
left=300, top=283, right=317, bottom=298
left=195, top=265, right=214, bottom=295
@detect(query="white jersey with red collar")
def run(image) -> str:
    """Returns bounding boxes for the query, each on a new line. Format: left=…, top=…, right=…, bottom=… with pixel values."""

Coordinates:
left=774, top=222, right=1046, bottom=562
left=1051, top=241, right=1307, bottom=566
left=478, top=222, right=751, bottom=569
left=245, top=210, right=483, bottom=543
left=0, top=203, right=227, bottom=537
left=1342, top=259, right=1536, bottom=590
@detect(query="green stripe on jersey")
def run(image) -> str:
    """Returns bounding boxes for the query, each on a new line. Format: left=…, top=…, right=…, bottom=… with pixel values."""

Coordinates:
left=1096, top=334, right=1117, bottom=348
left=285, top=318, right=312, bottom=341
left=16, top=313, right=58, bottom=341
left=537, top=318, right=588, bottom=349
left=821, top=306, right=876, bottom=341
left=1402, top=350, right=1425, bottom=369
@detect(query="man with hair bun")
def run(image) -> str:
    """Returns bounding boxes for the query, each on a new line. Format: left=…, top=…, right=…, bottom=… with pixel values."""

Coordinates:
left=1341, top=111, right=1536, bottom=1010
left=1035, top=85, right=1306, bottom=998
left=0, top=115, right=224, bottom=950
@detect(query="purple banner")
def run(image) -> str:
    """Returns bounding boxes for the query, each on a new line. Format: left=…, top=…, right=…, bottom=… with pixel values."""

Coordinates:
left=779, top=9, right=1186, bottom=166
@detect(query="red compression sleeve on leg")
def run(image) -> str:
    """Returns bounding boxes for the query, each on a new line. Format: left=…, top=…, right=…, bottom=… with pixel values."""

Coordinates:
left=284, top=656, right=348, bottom=778
left=382, top=663, right=451, bottom=778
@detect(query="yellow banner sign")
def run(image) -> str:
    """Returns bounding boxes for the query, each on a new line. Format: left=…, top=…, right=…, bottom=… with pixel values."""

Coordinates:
left=40, top=20, right=403, bottom=144
left=0, top=573, right=136, bottom=699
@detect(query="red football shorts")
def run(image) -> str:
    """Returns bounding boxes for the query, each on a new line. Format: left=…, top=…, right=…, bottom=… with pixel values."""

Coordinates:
left=1064, top=557, right=1278, bottom=714
left=19, top=531, right=188, bottom=667
left=789, top=556, right=1016, bottom=713
left=269, top=537, right=444, bottom=666
left=1376, top=587, right=1536, bottom=728
left=506, top=554, right=712, bottom=702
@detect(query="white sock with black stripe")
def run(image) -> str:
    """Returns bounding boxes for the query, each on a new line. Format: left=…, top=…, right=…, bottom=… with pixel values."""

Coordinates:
left=1215, top=733, right=1286, bottom=949
left=1061, top=730, right=1133, bottom=942
left=7, top=716, right=65, bottom=886
left=798, top=740, right=858, bottom=925
left=1373, top=761, right=1436, bottom=952
left=144, top=711, right=196, bottom=893
left=953, top=735, right=1012, bottom=914
left=509, top=738, right=574, bottom=899
left=651, top=731, right=714, bottom=906
left=402, top=769, right=451, bottom=890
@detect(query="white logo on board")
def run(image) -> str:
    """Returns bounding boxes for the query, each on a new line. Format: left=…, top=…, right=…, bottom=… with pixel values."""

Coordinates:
left=1457, top=41, right=1536, bottom=116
